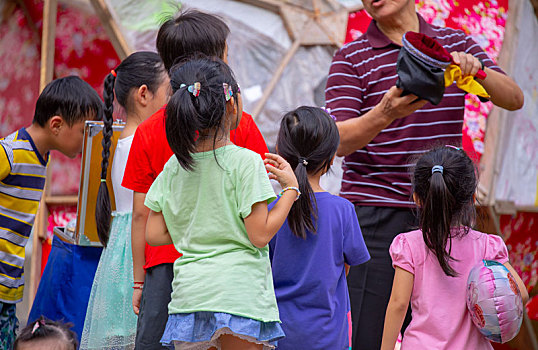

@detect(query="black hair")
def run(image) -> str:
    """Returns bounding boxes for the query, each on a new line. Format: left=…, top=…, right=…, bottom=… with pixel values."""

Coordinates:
left=14, top=316, right=78, bottom=350
left=157, top=9, right=230, bottom=72
left=165, top=57, right=239, bottom=171
left=276, top=106, right=340, bottom=239
left=95, top=51, right=167, bottom=247
left=412, top=146, right=477, bottom=277
left=33, top=76, right=103, bottom=127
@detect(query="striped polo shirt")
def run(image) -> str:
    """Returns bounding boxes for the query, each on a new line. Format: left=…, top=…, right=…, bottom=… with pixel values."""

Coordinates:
left=326, top=14, right=503, bottom=207
left=0, top=128, right=48, bottom=303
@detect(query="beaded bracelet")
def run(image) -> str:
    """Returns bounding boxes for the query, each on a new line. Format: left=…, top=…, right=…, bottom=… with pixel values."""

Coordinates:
left=279, top=186, right=301, bottom=201
left=132, top=285, right=144, bottom=290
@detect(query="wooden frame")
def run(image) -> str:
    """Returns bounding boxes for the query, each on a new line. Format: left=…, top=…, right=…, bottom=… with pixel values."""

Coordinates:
left=28, top=0, right=132, bottom=311
left=235, top=0, right=363, bottom=119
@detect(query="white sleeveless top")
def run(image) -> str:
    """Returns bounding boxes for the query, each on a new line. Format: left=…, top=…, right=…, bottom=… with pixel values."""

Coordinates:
left=111, top=134, right=134, bottom=213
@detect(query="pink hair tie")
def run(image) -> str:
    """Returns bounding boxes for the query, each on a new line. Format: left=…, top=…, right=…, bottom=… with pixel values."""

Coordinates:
left=445, top=144, right=461, bottom=151
left=110, top=70, right=117, bottom=77
left=31, top=319, right=45, bottom=334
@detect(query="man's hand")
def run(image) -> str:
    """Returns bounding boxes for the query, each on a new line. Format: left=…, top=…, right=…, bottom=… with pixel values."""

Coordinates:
left=375, top=87, right=428, bottom=122
left=450, top=51, right=481, bottom=77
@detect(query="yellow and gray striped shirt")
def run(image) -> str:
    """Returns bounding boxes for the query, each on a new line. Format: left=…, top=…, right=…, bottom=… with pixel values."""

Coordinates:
left=0, top=128, right=48, bottom=303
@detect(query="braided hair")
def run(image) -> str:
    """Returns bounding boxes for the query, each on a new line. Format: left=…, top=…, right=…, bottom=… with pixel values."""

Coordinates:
left=95, top=52, right=166, bottom=246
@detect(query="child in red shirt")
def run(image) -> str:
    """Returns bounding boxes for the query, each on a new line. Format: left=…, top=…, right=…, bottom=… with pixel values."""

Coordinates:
left=121, top=9, right=268, bottom=349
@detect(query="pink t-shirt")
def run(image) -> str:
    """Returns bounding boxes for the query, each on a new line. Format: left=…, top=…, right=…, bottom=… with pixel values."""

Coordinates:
left=390, top=228, right=509, bottom=350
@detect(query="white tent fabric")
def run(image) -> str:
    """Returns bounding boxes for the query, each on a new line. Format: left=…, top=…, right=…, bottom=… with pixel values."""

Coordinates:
left=107, top=0, right=336, bottom=147
left=492, top=0, right=538, bottom=208
left=107, top=0, right=345, bottom=193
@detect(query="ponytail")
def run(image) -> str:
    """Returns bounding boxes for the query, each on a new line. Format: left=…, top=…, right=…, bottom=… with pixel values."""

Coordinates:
left=165, top=87, right=201, bottom=171
left=95, top=73, right=115, bottom=247
left=413, top=146, right=478, bottom=277
left=289, top=157, right=316, bottom=239
left=166, top=58, right=239, bottom=171
left=276, top=106, right=340, bottom=239
left=421, top=169, right=457, bottom=277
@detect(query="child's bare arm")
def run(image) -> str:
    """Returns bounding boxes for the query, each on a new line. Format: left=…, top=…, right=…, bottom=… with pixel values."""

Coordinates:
left=243, top=153, right=298, bottom=248
left=146, top=209, right=172, bottom=246
left=131, top=192, right=149, bottom=314
left=244, top=192, right=296, bottom=248
left=381, top=267, right=414, bottom=350
left=503, top=262, right=529, bottom=304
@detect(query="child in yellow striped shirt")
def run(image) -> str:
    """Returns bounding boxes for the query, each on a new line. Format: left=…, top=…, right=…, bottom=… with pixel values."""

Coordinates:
left=0, top=76, right=102, bottom=348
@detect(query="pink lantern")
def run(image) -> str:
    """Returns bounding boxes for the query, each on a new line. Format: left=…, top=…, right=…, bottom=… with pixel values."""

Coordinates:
left=466, top=260, right=524, bottom=343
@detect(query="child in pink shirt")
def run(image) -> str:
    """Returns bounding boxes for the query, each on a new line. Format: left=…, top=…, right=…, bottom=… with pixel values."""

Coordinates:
left=381, top=146, right=529, bottom=350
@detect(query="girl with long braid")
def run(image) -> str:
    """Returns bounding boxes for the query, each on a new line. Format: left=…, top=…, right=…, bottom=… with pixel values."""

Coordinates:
left=80, top=51, right=170, bottom=350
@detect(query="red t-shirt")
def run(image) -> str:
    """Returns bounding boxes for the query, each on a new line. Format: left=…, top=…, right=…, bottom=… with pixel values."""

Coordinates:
left=122, top=107, right=268, bottom=269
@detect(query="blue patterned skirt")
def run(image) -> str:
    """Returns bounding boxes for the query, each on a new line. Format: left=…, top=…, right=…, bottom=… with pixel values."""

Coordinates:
left=80, top=212, right=136, bottom=350
left=160, top=311, right=285, bottom=349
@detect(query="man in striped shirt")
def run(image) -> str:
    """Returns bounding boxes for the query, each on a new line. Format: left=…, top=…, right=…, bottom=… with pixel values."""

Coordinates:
left=0, top=76, right=102, bottom=348
left=326, top=0, right=523, bottom=348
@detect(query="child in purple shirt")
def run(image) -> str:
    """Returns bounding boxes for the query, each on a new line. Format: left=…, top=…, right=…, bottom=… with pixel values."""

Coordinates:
left=269, top=107, right=370, bottom=350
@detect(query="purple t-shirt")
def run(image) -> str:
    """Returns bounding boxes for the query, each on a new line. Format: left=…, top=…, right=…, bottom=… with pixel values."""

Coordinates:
left=269, top=192, right=370, bottom=350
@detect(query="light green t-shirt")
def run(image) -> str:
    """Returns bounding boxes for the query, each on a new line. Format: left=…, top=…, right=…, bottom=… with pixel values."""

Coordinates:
left=145, top=145, right=279, bottom=322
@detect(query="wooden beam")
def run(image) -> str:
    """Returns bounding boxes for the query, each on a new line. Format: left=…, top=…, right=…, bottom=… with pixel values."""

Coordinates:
left=44, top=195, right=78, bottom=205
left=252, top=34, right=302, bottom=119
left=39, top=0, right=57, bottom=92
left=89, top=0, right=132, bottom=60
left=234, top=0, right=282, bottom=13
left=29, top=0, right=57, bottom=313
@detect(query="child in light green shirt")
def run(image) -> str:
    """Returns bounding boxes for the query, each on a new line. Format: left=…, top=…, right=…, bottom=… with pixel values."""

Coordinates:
left=145, top=58, right=299, bottom=349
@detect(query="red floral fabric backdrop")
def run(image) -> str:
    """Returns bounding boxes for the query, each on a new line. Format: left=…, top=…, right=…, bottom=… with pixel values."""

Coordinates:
left=0, top=0, right=119, bottom=248
left=0, top=0, right=120, bottom=196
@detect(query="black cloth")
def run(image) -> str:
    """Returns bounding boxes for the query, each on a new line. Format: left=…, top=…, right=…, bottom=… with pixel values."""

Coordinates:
left=135, top=263, right=174, bottom=350
left=348, top=206, right=418, bottom=350
left=396, top=47, right=447, bottom=105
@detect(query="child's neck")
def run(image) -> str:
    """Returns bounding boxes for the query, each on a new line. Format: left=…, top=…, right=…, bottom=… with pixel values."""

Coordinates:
left=25, top=124, right=52, bottom=159
left=195, top=132, right=232, bottom=153
left=307, top=171, right=325, bottom=193
left=120, top=110, right=145, bottom=139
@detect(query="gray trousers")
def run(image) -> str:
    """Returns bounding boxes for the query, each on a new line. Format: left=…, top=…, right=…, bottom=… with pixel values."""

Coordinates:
left=135, top=263, right=174, bottom=350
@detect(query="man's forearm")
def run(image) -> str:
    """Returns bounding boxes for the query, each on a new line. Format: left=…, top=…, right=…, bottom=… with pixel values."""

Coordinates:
left=478, top=67, right=524, bottom=111
left=337, top=107, right=393, bottom=157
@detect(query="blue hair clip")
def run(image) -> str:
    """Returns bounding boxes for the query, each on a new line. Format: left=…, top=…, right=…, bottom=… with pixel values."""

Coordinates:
left=431, top=165, right=444, bottom=174
left=179, top=82, right=201, bottom=97
left=223, top=83, right=233, bottom=101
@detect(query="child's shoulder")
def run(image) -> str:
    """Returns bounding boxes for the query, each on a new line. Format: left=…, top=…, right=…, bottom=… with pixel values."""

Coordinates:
left=137, top=108, right=166, bottom=134
left=393, top=229, right=424, bottom=246
left=320, top=193, right=355, bottom=211
left=223, top=145, right=262, bottom=164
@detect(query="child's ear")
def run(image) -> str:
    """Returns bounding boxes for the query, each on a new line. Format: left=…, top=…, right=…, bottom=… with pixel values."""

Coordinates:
left=136, top=84, right=149, bottom=107
left=49, top=115, right=64, bottom=136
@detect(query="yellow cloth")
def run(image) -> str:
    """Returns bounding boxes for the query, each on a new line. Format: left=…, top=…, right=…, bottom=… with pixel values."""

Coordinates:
left=444, top=64, right=490, bottom=99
